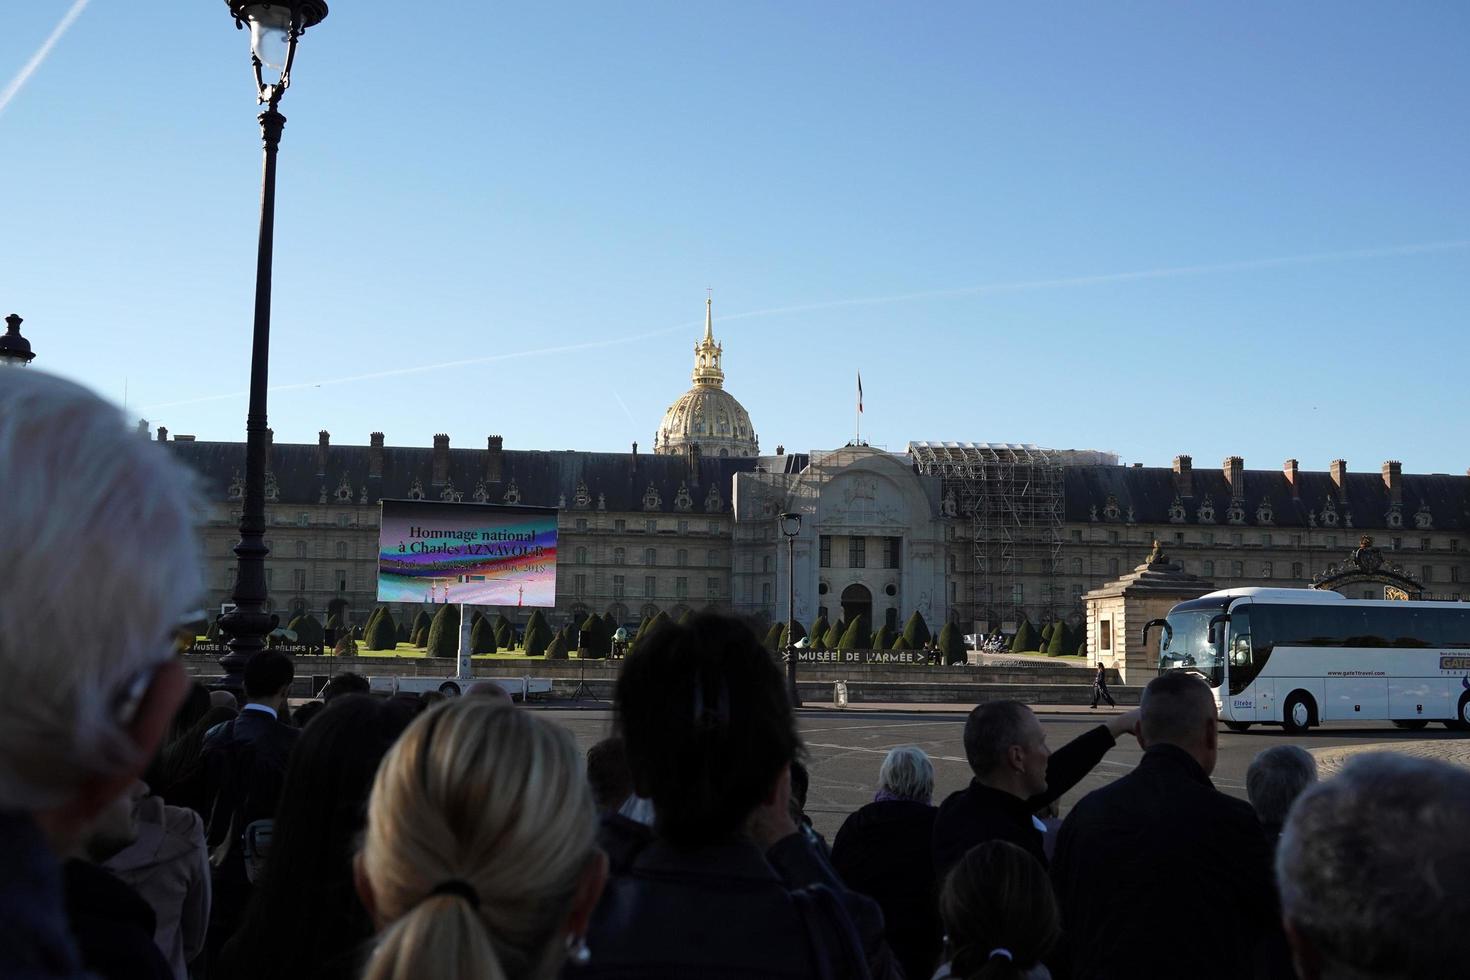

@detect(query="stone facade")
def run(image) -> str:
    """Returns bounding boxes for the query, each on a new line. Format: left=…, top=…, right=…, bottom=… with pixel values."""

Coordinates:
left=1083, top=547, right=1216, bottom=684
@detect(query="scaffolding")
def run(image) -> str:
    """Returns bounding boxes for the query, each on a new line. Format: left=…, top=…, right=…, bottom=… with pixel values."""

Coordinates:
left=908, top=442, right=1065, bottom=631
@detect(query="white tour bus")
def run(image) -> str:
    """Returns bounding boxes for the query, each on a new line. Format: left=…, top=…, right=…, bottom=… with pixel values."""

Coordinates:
left=1145, top=587, right=1470, bottom=733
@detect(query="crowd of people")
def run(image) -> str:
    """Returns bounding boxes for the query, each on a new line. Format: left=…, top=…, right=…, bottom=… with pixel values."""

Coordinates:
left=5, top=367, right=1470, bottom=980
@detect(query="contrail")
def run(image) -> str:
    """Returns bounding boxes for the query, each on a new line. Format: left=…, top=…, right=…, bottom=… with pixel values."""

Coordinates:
left=142, top=238, right=1469, bottom=413
left=0, top=0, right=92, bottom=118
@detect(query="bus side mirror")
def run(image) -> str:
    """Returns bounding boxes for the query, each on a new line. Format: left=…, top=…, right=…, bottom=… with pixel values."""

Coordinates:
left=1142, top=618, right=1170, bottom=646
left=1207, top=613, right=1230, bottom=645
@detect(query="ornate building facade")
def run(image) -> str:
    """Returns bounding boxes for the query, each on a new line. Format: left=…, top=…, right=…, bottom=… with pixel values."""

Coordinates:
left=159, top=305, right=1470, bottom=637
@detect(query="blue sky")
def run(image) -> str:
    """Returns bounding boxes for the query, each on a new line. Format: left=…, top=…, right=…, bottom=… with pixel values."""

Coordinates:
left=3, top=2, right=1467, bottom=475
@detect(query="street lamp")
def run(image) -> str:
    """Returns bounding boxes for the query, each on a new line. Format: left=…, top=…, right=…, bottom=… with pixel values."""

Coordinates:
left=779, top=511, right=801, bottom=707
left=0, top=314, right=36, bottom=366
left=217, top=1, right=329, bottom=689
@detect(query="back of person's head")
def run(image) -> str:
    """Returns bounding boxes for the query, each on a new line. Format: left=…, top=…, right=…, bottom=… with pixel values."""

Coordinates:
left=211, top=689, right=239, bottom=711
left=360, top=698, right=601, bottom=980
left=585, top=737, right=633, bottom=814
left=0, top=370, right=202, bottom=811
left=291, top=699, right=325, bottom=728
left=231, top=694, right=416, bottom=977
left=169, top=683, right=212, bottom=742
left=962, top=700, right=1033, bottom=778
left=467, top=681, right=513, bottom=704
left=1139, top=671, right=1217, bottom=767
left=940, top=840, right=1060, bottom=980
left=615, top=612, right=800, bottom=845
left=322, top=671, right=370, bottom=701
left=1277, top=753, right=1470, bottom=980
left=418, top=690, right=446, bottom=708
left=878, top=745, right=934, bottom=804
left=244, top=649, right=295, bottom=701
left=1246, top=744, right=1317, bottom=830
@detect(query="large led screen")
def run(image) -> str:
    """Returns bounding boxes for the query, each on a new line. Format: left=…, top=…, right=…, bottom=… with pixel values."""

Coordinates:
left=377, top=499, right=557, bottom=606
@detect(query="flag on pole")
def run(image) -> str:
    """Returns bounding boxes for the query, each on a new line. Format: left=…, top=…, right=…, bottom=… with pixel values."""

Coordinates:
left=857, top=371, right=864, bottom=413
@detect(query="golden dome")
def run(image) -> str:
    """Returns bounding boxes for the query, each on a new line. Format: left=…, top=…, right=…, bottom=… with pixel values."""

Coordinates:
left=654, top=299, right=760, bottom=458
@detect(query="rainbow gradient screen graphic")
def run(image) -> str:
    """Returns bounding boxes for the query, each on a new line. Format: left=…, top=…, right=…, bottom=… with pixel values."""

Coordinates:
left=377, top=500, right=557, bottom=606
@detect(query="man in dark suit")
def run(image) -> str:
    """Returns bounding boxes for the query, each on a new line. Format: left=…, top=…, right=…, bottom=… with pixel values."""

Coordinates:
left=200, top=650, right=298, bottom=967
left=931, top=701, right=1139, bottom=879
left=1050, top=671, right=1287, bottom=980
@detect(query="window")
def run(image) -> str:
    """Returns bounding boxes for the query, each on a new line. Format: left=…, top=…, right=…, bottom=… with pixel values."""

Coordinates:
left=1422, top=538, right=1432, bottom=551
left=1012, top=583, right=1024, bottom=605
left=678, top=520, right=689, bottom=534
left=1453, top=540, right=1461, bottom=552
left=762, top=583, right=771, bottom=604
left=336, top=541, right=348, bottom=559
left=644, top=547, right=656, bottom=565
left=644, top=575, right=656, bottom=597
left=574, top=574, right=587, bottom=596
left=1453, top=567, right=1461, bottom=584
left=707, top=550, right=719, bottom=567
left=1291, top=561, right=1304, bottom=579
left=707, top=577, right=719, bottom=599
left=574, top=546, right=587, bottom=564
left=883, top=537, right=901, bottom=569
left=1072, top=584, right=1084, bottom=600
left=297, top=513, right=310, bottom=527
left=613, top=575, right=625, bottom=598
left=676, top=577, right=688, bottom=599
left=1072, top=558, right=1084, bottom=575
left=708, top=520, right=719, bottom=533
left=1108, top=558, right=1119, bottom=576
left=1232, top=561, right=1244, bottom=578
left=1108, top=530, right=1119, bottom=544
left=1261, top=534, right=1272, bottom=547
left=1203, top=560, right=1215, bottom=577
left=1174, top=532, right=1184, bottom=545
left=1423, top=566, right=1433, bottom=584
left=1101, top=619, right=1112, bottom=651
left=336, top=513, right=350, bottom=527
left=1230, top=533, right=1243, bottom=547
left=1071, top=529, right=1083, bottom=543
left=295, top=541, right=308, bottom=558
left=1262, top=561, right=1273, bottom=579
left=1392, top=537, right=1402, bottom=550
left=645, top=518, right=657, bottom=533
left=762, top=556, right=772, bottom=573
left=292, top=568, right=307, bottom=591
left=576, top=518, right=588, bottom=532
left=613, top=547, right=626, bottom=565
left=1326, top=535, right=1337, bottom=548
left=819, top=536, right=832, bottom=568
left=335, top=569, right=348, bottom=592
left=1293, top=535, right=1303, bottom=547
left=677, top=548, right=688, bottom=566
left=1202, top=532, right=1214, bottom=545
left=950, top=582, right=957, bottom=603
left=849, top=538, right=866, bottom=569
left=615, top=519, right=626, bottom=532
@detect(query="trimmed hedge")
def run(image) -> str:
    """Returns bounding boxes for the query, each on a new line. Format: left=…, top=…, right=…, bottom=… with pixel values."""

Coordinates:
left=364, top=609, right=397, bottom=651
left=1011, top=620, right=1039, bottom=653
left=1046, top=621, right=1071, bottom=656
left=902, top=611, right=931, bottom=650
left=426, top=605, right=460, bottom=659
left=470, top=616, right=498, bottom=654
left=937, top=622, right=966, bottom=664
left=838, top=614, right=871, bottom=651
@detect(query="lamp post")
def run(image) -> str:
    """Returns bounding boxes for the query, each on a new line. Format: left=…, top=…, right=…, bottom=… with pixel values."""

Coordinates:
left=216, top=1, right=329, bottom=688
left=0, top=314, right=36, bottom=366
left=779, top=512, right=801, bottom=707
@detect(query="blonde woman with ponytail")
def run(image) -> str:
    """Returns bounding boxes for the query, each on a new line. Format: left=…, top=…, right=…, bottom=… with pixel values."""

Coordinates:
left=355, top=699, right=606, bottom=980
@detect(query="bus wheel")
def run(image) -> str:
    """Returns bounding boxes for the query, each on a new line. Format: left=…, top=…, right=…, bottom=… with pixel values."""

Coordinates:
left=439, top=681, right=462, bottom=697
left=1393, top=720, right=1429, bottom=731
left=1283, top=693, right=1314, bottom=735
left=1224, top=721, right=1252, bottom=733
left=1449, top=693, right=1470, bottom=731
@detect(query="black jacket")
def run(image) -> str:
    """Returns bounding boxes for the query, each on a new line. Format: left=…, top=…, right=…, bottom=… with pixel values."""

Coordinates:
left=63, top=861, right=172, bottom=980
left=1049, top=744, right=1285, bottom=980
left=931, top=723, right=1116, bottom=878
left=201, top=707, right=298, bottom=845
left=831, top=799, right=941, bottom=980
left=575, top=832, right=902, bottom=979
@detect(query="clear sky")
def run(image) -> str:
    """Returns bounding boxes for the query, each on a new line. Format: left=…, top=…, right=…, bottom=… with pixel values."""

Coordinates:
left=4, top=2, right=1467, bottom=475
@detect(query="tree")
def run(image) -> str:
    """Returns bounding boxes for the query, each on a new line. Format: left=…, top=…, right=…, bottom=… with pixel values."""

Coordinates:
left=891, top=634, right=911, bottom=651
left=525, top=609, right=549, bottom=641
left=1011, top=619, right=1039, bottom=653
left=874, top=623, right=896, bottom=650
left=364, top=609, right=397, bottom=651
left=470, top=616, right=498, bottom=654
left=763, top=622, right=784, bottom=651
left=838, top=614, right=871, bottom=651
left=1046, top=621, right=1071, bottom=656
left=937, top=622, right=966, bottom=665
left=778, top=620, right=807, bottom=650
left=495, top=623, right=513, bottom=650
left=677, top=608, right=693, bottom=626
left=824, top=623, right=845, bottom=649
left=581, top=614, right=610, bottom=659
left=524, top=619, right=552, bottom=657
left=289, top=614, right=325, bottom=649
left=807, top=615, right=830, bottom=649
left=901, top=611, right=931, bottom=649
left=1072, top=626, right=1088, bottom=658
left=426, top=604, right=461, bottom=659
left=1040, top=622, right=1055, bottom=645
left=545, top=630, right=569, bottom=660
left=325, top=612, right=345, bottom=634
left=411, top=626, right=429, bottom=647
left=411, top=610, right=433, bottom=641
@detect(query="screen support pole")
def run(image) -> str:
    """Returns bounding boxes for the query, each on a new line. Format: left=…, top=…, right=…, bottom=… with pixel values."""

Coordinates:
left=457, top=603, right=472, bottom=683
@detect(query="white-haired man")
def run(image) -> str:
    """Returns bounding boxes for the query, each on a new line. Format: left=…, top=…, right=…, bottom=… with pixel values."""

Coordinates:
left=0, top=371, right=202, bottom=978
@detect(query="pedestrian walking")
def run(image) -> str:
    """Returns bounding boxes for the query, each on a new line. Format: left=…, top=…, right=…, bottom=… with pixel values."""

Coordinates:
left=1091, top=663, right=1116, bottom=709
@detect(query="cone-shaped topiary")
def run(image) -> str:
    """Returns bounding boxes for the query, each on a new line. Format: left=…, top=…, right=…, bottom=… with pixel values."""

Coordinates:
left=325, top=612, right=345, bottom=633
left=1045, top=621, right=1070, bottom=656
left=901, top=611, right=931, bottom=649
left=1040, top=622, right=1055, bottom=644
left=938, top=622, right=966, bottom=664
left=807, top=615, right=830, bottom=647
left=581, top=614, right=610, bottom=659
left=763, top=623, right=784, bottom=651
left=778, top=620, right=806, bottom=650
left=838, top=614, right=871, bottom=651
left=365, top=609, right=397, bottom=651
left=524, top=620, right=552, bottom=657
left=677, top=609, right=693, bottom=626
left=891, top=634, right=911, bottom=651
left=470, top=616, right=498, bottom=654
left=1071, top=626, right=1087, bottom=657
left=411, top=626, right=428, bottom=647
left=824, top=624, right=844, bottom=649
left=426, top=604, right=461, bottom=659
left=1011, top=620, right=1039, bottom=653
left=411, top=610, right=432, bottom=640
left=874, top=623, right=895, bottom=650
left=545, top=630, right=569, bottom=659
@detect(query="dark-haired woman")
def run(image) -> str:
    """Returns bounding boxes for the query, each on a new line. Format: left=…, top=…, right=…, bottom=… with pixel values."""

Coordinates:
left=934, top=841, right=1059, bottom=980
left=216, top=694, right=417, bottom=980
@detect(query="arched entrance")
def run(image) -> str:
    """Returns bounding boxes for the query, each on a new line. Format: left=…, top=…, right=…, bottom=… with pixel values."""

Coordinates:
left=1313, top=536, right=1425, bottom=599
left=841, top=584, right=873, bottom=629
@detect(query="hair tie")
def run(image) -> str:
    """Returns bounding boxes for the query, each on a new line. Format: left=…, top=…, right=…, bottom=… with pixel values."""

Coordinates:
left=988, top=948, right=1013, bottom=962
left=428, top=879, right=480, bottom=909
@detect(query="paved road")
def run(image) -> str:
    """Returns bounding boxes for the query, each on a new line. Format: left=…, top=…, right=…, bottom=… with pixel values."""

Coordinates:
left=540, top=703, right=1470, bottom=840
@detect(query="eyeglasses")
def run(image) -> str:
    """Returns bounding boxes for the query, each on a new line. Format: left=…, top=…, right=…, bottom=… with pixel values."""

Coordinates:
left=112, top=661, right=165, bottom=729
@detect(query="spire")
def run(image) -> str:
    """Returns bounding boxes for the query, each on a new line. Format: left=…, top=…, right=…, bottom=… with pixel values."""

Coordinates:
left=692, top=294, right=724, bottom=388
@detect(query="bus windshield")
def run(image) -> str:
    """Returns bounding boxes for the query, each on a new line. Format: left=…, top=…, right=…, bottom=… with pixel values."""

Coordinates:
left=1160, top=608, right=1224, bottom=689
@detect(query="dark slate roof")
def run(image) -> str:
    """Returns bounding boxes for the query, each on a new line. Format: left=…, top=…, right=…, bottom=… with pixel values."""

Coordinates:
left=165, top=440, right=764, bottom=514
left=1064, top=465, right=1470, bottom=532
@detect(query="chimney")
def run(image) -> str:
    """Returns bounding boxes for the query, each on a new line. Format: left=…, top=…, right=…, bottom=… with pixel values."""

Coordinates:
left=1330, top=459, right=1348, bottom=500
left=316, top=430, right=330, bottom=476
left=156, top=425, right=168, bottom=442
left=630, top=441, right=639, bottom=473
left=136, top=419, right=149, bottom=438
left=486, top=435, right=504, bottom=483
left=432, top=433, right=450, bottom=486
left=776, top=444, right=785, bottom=456
left=1172, top=455, right=1193, bottom=498
left=1284, top=459, right=1300, bottom=498
left=369, top=432, right=385, bottom=479
left=1223, top=456, right=1244, bottom=498
left=1382, top=460, right=1402, bottom=506
left=687, top=443, right=702, bottom=484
